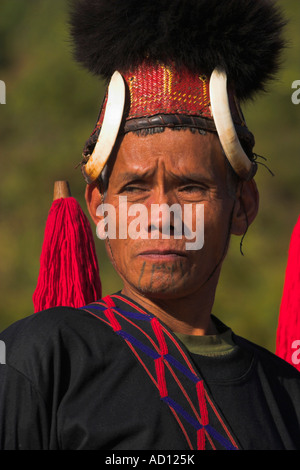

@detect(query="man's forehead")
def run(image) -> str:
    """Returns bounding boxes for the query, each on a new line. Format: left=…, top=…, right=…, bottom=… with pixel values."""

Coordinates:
left=108, top=128, right=226, bottom=178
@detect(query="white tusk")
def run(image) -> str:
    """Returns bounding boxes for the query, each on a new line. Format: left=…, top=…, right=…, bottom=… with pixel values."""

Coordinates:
left=82, top=71, right=126, bottom=184
left=210, top=68, right=255, bottom=180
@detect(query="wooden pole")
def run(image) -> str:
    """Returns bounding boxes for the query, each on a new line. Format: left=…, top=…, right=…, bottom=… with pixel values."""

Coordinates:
left=53, top=181, right=71, bottom=200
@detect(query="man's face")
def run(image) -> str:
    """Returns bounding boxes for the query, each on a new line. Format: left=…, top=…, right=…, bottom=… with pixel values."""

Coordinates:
left=100, top=128, right=237, bottom=300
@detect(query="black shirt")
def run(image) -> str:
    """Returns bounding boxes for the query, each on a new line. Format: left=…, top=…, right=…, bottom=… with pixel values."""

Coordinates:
left=1, top=293, right=300, bottom=450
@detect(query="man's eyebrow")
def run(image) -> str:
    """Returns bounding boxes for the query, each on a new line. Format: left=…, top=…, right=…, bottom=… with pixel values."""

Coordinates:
left=118, top=170, right=154, bottom=183
left=167, top=171, right=214, bottom=185
left=116, top=170, right=215, bottom=186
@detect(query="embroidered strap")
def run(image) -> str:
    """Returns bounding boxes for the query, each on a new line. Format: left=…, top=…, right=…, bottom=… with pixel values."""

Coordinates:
left=81, top=295, right=239, bottom=451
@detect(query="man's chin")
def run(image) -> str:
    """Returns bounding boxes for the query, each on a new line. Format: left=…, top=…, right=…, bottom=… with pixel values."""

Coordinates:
left=130, top=278, right=193, bottom=301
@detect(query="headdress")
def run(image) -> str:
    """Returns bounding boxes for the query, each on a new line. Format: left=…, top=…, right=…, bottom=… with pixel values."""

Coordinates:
left=69, top=0, right=286, bottom=183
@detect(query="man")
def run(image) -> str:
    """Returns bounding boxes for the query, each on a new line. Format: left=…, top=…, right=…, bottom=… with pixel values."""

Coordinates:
left=1, top=0, right=300, bottom=450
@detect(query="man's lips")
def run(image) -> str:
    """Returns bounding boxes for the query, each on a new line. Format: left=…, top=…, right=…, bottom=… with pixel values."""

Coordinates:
left=137, top=250, right=187, bottom=260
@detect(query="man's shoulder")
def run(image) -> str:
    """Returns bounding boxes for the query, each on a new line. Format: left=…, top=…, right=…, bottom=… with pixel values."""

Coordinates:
left=233, top=333, right=300, bottom=382
left=0, top=303, right=113, bottom=369
left=1, top=305, right=97, bottom=339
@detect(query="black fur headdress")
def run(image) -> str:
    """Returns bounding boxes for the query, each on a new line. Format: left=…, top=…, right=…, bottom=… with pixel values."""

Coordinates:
left=69, top=0, right=286, bottom=102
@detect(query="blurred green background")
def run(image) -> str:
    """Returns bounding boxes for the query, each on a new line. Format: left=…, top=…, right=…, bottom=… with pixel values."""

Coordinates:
left=0, top=0, right=299, bottom=353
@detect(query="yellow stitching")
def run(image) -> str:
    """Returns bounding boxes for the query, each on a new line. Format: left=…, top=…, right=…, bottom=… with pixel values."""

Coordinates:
left=128, top=76, right=136, bottom=103
left=162, top=64, right=172, bottom=95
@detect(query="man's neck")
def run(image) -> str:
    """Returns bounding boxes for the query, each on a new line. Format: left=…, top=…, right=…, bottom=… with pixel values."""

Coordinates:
left=121, top=281, right=219, bottom=336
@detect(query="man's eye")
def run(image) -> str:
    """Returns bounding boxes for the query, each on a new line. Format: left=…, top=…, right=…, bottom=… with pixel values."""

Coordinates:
left=122, top=185, right=147, bottom=193
left=179, top=185, right=206, bottom=192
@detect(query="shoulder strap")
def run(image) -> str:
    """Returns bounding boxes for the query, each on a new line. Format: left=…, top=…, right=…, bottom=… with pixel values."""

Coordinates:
left=81, top=294, right=240, bottom=451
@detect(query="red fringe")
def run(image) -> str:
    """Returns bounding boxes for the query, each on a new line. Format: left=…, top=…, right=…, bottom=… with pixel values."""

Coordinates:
left=276, top=215, right=300, bottom=371
left=33, top=197, right=101, bottom=312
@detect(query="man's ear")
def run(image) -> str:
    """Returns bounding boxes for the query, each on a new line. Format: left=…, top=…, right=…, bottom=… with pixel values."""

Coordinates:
left=85, top=181, right=104, bottom=226
left=230, top=179, right=259, bottom=236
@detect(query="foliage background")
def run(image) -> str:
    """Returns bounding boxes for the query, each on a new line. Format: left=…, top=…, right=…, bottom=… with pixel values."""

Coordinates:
left=0, top=0, right=299, bottom=353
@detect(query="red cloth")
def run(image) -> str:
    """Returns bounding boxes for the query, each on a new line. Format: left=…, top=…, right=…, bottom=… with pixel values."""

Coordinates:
left=33, top=197, right=101, bottom=312
left=276, top=216, right=300, bottom=371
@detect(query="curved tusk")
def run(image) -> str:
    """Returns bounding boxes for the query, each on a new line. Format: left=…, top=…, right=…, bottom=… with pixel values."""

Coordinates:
left=82, top=71, right=126, bottom=184
left=209, top=68, right=256, bottom=180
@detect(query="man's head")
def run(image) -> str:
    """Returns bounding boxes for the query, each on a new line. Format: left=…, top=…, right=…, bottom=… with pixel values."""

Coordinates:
left=70, top=0, right=284, bottom=300
left=85, top=127, right=259, bottom=300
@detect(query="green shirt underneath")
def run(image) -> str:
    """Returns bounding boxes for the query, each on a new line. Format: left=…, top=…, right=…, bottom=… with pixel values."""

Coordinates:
left=174, top=316, right=236, bottom=356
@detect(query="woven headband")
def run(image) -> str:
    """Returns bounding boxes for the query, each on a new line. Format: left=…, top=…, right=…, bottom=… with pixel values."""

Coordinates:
left=81, top=63, right=257, bottom=183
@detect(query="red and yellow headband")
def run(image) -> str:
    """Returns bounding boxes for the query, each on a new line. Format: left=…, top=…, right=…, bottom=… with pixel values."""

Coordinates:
left=81, top=62, right=256, bottom=184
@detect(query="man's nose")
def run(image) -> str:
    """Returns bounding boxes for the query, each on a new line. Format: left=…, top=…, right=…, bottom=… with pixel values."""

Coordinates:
left=146, top=189, right=181, bottom=238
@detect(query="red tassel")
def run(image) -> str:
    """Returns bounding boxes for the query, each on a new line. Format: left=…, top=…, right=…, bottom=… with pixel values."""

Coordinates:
left=276, top=215, right=300, bottom=371
left=33, top=181, right=102, bottom=312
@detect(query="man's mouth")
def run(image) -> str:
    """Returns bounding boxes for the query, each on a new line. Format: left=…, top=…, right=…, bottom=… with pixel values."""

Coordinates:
left=137, top=250, right=187, bottom=260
